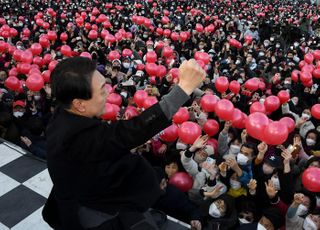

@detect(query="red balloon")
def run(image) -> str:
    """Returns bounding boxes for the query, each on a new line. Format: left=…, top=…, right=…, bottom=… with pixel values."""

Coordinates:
left=163, top=29, right=171, bottom=37
left=48, top=60, right=58, bottom=71
left=143, top=96, right=158, bottom=109
left=244, top=35, right=253, bottom=44
left=146, top=51, right=157, bottom=63
left=313, top=69, right=320, bottom=79
left=244, top=78, right=260, bottom=91
left=195, top=52, right=210, bottom=65
left=108, top=50, right=120, bottom=61
left=195, top=23, right=204, bottom=32
left=26, top=73, right=44, bottom=91
left=4, top=76, right=20, bottom=91
left=170, top=32, right=179, bottom=41
left=291, top=70, right=300, bottom=82
left=156, top=27, right=164, bottom=35
left=60, top=32, right=68, bottom=42
left=263, top=121, right=289, bottom=145
left=215, top=99, right=234, bottom=121
left=299, top=60, right=307, bottom=69
left=124, top=106, right=139, bottom=120
left=43, top=54, right=52, bottom=65
left=169, top=68, right=179, bottom=81
left=311, top=104, right=320, bottom=119
left=229, top=80, right=240, bottom=94
left=105, top=34, right=116, bottom=43
left=13, top=49, right=23, bottom=62
left=145, top=63, right=158, bottom=76
left=180, top=32, right=188, bottom=42
left=42, top=70, right=51, bottom=83
left=277, top=90, right=290, bottom=104
left=246, top=112, right=269, bottom=141
left=101, top=103, right=117, bottom=120
left=0, top=41, right=8, bottom=53
left=300, top=71, right=312, bottom=82
left=169, top=172, right=193, bottom=192
left=160, top=124, right=179, bottom=142
left=313, top=50, right=320, bottom=60
left=215, top=77, right=229, bottom=93
left=231, top=109, right=243, bottom=128
left=302, top=167, right=320, bottom=192
left=234, top=112, right=247, bottom=129
left=33, top=56, right=43, bottom=67
left=200, top=94, right=218, bottom=112
left=162, top=46, right=173, bottom=58
left=301, top=64, right=315, bottom=74
left=107, top=93, right=122, bottom=106
left=178, top=121, right=202, bottom=144
left=8, top=68, right=18, bottom=77
left=280, top=117, right=295, bottom=133
left=100, top=29, right=109, bottom=39
left=61, top=45, right=72, bottom=57
left=18, top=63, right=31, bottom=74
left=304, top=53, right=314, bottom=64
left=250, top=102, right=266, bottom=114
left=21, top=51, right=33, bottom=64
left=39, top=36, right=50, bottom=48
left=80, top=52, right=92, bottom=59
left=264, top=96, right=280, bottom=112
left=161, top=16, right=170, bottom=24
left=203, top=119, right=220, bottom=136
left=122, top=49, right=133, bottom=58
left=157, top=65, right=167, bottom=78
left=47, top=31, right=57, bottom=41
left=173, top=107, right=189, bottom=124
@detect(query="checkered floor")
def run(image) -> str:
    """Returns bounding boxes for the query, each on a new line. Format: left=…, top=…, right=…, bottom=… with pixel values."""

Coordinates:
left=0, top=139, right=190, bottom=230
left=0, top=140, right=52, bottom=230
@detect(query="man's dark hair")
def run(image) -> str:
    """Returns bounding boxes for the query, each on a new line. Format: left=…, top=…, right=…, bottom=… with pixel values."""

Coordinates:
left=51, top=57, right=97, bottom=108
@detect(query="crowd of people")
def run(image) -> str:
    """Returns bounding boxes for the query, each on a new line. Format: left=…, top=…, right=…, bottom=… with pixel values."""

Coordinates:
left=1, top=0, right=320, bottom=229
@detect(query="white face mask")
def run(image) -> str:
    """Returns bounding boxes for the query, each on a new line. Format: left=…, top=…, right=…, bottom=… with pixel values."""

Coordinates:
left=235, top=60, right=241, bottom=65
left=302, top=113, right=311, bottom=120
left=306, top=138, right=316, bottom=146
left=230, top=179, right=242, bottom=190
left=271, top=176, right=281, bottom=191
left=294, top=42, right=299, bottom=47
left=123, top=63, right=130, bottom=69
left=229, top=145, right=241, bottom=155
left=239, top=217, right=251, bottom=224
left=13, top=111, right=24, bottom=118
left=296, top=204, right=308, bottom=216
left=237, top=153, right=249, bottom=165
left=262, top=164, right=274, bottom=175
left=259, top=98, right=265, bottom=104
left=176, top=142, right=187, bottom=150
left=34, top=95, right=41, bottom=101
left=257, top=223, right=267, bottom=230
left=303, top=216, right=317, bottom=230
left=147, top=48, right=153, bottom=52
left=209, top=202, right=222, bottom=218
left=276, top=44, right=281, bottom=48
left=120, top=91, right=128, bottom=98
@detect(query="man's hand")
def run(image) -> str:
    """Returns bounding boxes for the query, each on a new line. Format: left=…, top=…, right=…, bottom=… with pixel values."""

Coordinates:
left=247, top=179, right=257, bottom=191
left=293, top=193, right=304, bottom=206
left=265, top=179, right=278, bottom=199
left=258, top=142, right=268, bottom=154
left=21, top=136, right=32, bottom=148
left=190, top=220, right=202, bottom=230
left=178, top=59, right=206, bottom=95
left=190, top=135, right=208, bottom=151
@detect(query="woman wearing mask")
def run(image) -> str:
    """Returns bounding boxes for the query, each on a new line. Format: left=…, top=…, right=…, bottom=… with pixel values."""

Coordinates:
left=297, top=129, right=320, bottom=161
left=286, top=193, right=319, bottom=230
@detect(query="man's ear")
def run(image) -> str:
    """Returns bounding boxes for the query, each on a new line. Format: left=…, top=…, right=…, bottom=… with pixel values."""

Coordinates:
left=71, top=99, right=86, bottom=113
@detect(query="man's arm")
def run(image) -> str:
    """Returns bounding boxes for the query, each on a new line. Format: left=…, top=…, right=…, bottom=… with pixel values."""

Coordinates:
left=109, top=60, right=206, bottom=150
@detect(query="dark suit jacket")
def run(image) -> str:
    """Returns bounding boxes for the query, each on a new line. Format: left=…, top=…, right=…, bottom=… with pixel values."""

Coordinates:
left=44, top=103, right=171, bottom=229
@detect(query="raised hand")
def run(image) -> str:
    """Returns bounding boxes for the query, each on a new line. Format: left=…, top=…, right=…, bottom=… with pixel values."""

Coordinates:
left=178, top=59, right=206, bottom=95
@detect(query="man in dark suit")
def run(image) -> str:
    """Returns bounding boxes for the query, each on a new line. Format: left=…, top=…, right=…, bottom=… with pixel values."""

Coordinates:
left=43, top=56, right=205, bottom=230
